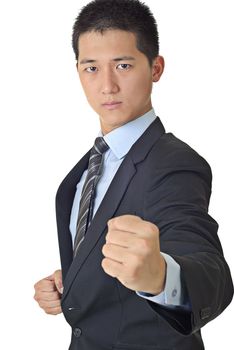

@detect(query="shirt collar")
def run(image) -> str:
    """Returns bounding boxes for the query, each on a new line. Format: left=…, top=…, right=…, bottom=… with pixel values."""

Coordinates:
left=99, top=108, right=157, bottom=159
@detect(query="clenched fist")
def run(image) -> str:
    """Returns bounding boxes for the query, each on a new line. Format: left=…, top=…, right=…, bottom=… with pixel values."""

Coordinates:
left=102, top=215, right=166, bottom=295
left=34, top=269, right=63, bottom=315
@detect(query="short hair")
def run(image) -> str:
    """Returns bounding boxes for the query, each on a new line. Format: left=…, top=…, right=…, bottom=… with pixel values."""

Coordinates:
left=72, top=0, right=159, bottom=67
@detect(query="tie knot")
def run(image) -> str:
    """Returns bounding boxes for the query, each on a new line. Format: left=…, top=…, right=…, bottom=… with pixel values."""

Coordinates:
left=93, top=137, right=109, bottom=154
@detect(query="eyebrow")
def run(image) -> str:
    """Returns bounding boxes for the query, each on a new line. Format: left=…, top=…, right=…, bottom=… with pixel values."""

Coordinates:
left=79, top=56, right=136, bottom=65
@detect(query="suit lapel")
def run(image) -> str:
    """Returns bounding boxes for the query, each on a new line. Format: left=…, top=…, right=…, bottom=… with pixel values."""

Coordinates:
left=60, top=117, right=165, bottom=301
left=56, top=150, right=90, bottom=278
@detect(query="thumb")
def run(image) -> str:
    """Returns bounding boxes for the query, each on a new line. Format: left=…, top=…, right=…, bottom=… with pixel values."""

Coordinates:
left=53, top=269, right=64, bottom=294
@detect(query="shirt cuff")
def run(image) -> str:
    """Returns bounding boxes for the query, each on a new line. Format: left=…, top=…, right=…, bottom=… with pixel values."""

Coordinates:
left=136, top=252, right=183, bottom=306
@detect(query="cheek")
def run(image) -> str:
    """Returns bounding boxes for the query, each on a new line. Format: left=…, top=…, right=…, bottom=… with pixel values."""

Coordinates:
left=81, top=80, right=98, bottom=103
left=125, top=74, right=152, bottom=101
left=130, top=67, right=151, bottom=88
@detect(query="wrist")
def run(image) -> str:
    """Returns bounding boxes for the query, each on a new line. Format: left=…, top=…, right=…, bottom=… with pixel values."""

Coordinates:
left=149, top=255, right=166, bottom=295
left=138, top=255, right=166, bottom=295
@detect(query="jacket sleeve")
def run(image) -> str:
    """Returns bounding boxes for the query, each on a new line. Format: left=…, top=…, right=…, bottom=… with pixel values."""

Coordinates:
left=142, top=144, right=233, bottom=335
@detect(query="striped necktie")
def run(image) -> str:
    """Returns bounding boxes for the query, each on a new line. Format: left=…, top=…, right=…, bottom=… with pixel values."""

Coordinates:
left=73, top=137, right=109, bottom=257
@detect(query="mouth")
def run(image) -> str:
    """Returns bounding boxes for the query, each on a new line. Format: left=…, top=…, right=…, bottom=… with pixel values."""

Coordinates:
left=102, top=101, right=122, bottom=110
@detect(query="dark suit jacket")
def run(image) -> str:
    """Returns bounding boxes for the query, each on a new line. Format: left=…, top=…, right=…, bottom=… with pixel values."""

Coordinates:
left=56, top=117, right=233, bottom=350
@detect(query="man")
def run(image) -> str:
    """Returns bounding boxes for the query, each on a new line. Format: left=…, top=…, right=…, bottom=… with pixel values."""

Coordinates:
left=34, top=0, right=233, bottom=349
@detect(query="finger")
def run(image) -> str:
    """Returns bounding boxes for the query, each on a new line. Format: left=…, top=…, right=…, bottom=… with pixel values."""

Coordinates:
left=53, top=270, right=63, bottom=294
left=44, top=305, right=62, bottom=315
left=35, top=290, right=61, bottom=302
left=106, top=232, right=154, bottom=256
left=108, top=215, right=141, bottom=233
left=34, top=279, right=57, bottom=293
left=106, top=230, right=140, bottom=248
left=38, top=298, right=61, bottom=310
left=102, top=243, right=128, bottom=263
left=45, top=274, right=54, bottom=281
left=108, top=215, right=158, bottom=238
left=101, top=257, right=123, bottom=278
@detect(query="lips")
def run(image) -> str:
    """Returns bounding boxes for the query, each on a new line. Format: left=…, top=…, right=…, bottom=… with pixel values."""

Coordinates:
left=102, top=101, right=122, bottom=110
left=102, top=101, right=122, bottom=106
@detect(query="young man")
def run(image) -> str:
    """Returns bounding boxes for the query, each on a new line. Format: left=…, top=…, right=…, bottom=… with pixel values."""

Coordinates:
left=34, top=1, right=233, bottom=349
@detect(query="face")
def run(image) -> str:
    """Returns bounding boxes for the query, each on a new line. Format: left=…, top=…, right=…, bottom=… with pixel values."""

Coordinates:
left=77, top=29, right=164, bottom=134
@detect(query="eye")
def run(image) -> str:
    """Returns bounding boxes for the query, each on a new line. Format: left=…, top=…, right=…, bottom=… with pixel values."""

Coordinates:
left=117, top=63, right=132, bottom=70
left=85, top=66, right=97, bottom=73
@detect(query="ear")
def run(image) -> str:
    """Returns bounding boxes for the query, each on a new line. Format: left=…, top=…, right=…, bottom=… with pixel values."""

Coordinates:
left=151, top=55, right=165, bottom=82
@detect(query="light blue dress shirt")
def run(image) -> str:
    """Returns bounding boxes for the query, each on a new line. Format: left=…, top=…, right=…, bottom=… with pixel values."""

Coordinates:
left=70, top=108, right=186, bottom=307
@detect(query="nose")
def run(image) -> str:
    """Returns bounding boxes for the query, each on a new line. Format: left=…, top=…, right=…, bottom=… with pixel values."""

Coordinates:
left=101, top=68, right=119, bottom=95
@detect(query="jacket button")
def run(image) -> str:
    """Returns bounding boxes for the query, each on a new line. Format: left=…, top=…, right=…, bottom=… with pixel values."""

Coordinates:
left=73, top=328, right=82, bottom=338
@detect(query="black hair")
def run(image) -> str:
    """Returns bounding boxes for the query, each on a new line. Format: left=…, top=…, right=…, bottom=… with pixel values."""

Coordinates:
left=72, top=0, right=159, bottom=66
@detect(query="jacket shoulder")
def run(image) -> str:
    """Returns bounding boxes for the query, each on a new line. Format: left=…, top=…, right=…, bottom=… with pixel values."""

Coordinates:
left=151, top=132, right=212, bottom=172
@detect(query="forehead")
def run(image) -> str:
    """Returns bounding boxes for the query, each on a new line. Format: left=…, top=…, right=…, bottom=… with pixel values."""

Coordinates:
left=78, top=29, right=141, bottom=60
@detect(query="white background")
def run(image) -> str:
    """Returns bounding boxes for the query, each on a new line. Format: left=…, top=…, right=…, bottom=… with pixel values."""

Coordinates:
left=0, top=0, right=233, bottom=348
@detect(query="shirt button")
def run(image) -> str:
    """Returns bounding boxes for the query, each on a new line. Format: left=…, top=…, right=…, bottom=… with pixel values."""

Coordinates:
left=172, top=289, right=177, bottom=297
left=73, top=328, right=82, bottom=338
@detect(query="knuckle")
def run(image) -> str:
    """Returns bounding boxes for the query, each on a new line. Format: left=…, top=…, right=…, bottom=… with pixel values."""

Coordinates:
left=147, top=222, right=159, bottom=236
left=38, top=300, right=45, bottom=308
left=51, top=311, right=58, bottom=316
left=101, top=258, right=108, bottom=270
left=44, top=309, right=51, bottom=315
left=109, top=216, right=122, bottom=228
left=136, top=257, right=144, bottom=271
left=129, top=265, right=138, bottom=278
left=106, top=231, right=113, bottom=241
left=34, top=280, right=41, bottom=290
left=53, top=307, right=62, bottom=315
left=139, top=238, right=151, bottom=253
left=102, top=244, right=107, bottom=255
left=108, top=218, right=116, bottom=228
left=129, top=254, right=142, bottom=269
left=128, top=266, right=139, bottom=282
